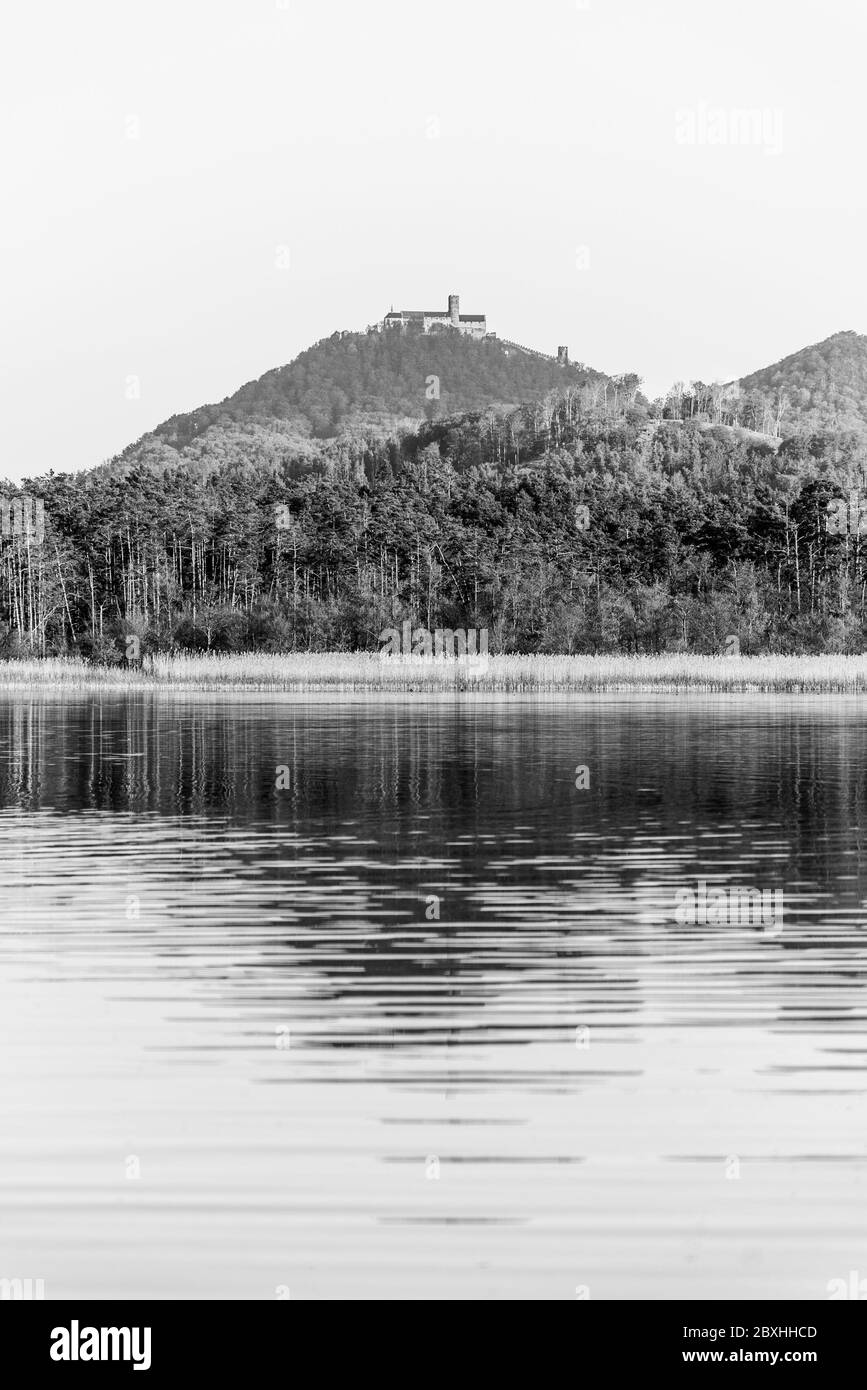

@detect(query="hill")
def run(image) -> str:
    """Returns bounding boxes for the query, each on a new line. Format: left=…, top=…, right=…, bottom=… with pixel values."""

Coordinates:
left=10, top=315, right=867, bottom=664
left=143, top=326, right=612, bottom=454
left=735, top=330, right=867, bottom=436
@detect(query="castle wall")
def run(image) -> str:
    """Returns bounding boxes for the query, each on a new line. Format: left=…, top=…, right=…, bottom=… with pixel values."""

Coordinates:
left=383, top=301, right=487, bottom=338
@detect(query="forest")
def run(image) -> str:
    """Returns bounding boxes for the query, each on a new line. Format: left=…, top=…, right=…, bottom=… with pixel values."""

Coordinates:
left=4, top=383, right=867, bottom=660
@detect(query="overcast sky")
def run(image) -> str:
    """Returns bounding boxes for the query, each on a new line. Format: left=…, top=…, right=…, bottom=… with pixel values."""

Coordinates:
left=2, top=0, right=865, bottom=482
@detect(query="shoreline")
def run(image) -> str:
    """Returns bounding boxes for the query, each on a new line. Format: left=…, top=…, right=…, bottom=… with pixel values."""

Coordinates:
left=0, top=653, right=866, bottom=694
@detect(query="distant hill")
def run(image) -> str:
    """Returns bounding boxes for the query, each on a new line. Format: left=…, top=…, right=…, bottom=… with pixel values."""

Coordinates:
left=140, top=326, right=610, bottom=454
left=736, top=330, right=867, bottom=436
left=107, top=321, right=867, bottom=483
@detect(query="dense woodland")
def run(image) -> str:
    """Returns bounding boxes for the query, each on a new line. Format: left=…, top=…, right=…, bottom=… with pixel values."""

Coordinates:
left=5, top=326, right=867, bottom=659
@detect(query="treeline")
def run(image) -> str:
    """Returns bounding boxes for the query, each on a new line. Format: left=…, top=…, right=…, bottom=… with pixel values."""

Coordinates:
left=5, top=391, right=867, bottom=659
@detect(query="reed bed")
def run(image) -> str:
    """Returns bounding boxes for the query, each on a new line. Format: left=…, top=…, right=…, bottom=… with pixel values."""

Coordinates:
left=0, top=652, right=865, bottom=692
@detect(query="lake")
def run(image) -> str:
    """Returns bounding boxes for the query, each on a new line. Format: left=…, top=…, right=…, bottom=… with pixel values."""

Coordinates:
left=1, top=692, right=866, bottom=1300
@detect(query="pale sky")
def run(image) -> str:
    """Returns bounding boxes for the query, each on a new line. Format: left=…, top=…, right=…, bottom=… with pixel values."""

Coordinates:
left=2, top=0, right=865, bottom=482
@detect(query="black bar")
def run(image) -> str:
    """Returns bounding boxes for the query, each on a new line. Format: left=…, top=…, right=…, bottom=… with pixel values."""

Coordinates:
left=2, top=1300, right=861, bottom=1376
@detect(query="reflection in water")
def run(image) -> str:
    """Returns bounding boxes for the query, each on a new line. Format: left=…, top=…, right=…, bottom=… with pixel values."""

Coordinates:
left=1, top=693, right=867, bottom=1298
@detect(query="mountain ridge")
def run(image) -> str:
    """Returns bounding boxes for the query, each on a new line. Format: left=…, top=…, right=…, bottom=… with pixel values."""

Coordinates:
left=101, top=322, right=867, bottom=485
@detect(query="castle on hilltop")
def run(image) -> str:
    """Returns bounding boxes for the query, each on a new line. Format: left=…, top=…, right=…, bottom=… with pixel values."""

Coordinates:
left=380, top=293, right=570, bottom=365
left=383, top=294, right=487, bottom=340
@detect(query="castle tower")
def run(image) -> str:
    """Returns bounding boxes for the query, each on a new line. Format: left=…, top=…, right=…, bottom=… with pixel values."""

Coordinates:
left=557, top=346, right=569, bottom=366
left=448, top=294, right=460, bottom=326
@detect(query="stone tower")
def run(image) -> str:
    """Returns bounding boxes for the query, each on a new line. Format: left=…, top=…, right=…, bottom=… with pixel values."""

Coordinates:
left=448, top=294, right=460, bottom=326
left=557, top=346, right=569, bottom=366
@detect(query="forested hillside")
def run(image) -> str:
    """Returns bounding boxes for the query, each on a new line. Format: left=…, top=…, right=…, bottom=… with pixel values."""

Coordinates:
left=734, top=331, right=867, bottom=436
left=145, top=325, right=611, bottom=448
left=109, top=324, right=867, bottom=491
left=5, top=390, right=867, bottom=659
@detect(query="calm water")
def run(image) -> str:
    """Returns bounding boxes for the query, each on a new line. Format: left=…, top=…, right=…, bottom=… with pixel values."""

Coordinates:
left=1, top=692, right=867, bottom=1300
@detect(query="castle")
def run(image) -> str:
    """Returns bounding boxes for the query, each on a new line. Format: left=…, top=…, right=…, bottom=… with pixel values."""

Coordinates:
left=383, top=294, right=487, bottom=340
left=381, top=293, right=569, bottom=365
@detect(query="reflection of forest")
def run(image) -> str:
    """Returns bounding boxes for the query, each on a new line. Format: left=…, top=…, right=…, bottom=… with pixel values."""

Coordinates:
left=0, top=695, right=864, bottom=1050
left=0, top=694, right=864, bottom=851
